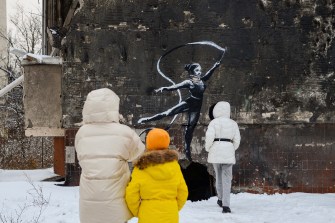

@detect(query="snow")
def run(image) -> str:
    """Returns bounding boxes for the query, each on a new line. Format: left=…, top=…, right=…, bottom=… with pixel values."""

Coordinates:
left=0, top=168, right=57, bottom=182
left=9, top=48, right=61, bottom=64
left=0, top=168, right=334, bottom=223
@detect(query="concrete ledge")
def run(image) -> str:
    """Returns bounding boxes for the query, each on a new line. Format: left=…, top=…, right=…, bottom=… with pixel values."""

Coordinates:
left=25, top=127, right=65, bottom=137
left=21, top=55, right=63, bottom=65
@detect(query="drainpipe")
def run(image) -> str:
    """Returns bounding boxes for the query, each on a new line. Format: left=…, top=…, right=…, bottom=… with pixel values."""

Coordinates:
left=0, top=75, right=24, bottom=97
left=42, top=0, right=47, bottom=54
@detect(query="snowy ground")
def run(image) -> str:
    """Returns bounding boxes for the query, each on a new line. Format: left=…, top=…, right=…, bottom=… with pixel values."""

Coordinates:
left=0, top=168, right=334, bottom=223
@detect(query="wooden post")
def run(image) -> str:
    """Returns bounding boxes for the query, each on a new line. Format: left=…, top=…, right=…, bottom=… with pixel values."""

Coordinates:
left=54, top=136, right=65, bottom=176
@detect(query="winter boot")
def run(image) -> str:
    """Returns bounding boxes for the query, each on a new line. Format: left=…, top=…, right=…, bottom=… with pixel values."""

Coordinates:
left=217, top=200, right=222, bottom=207
left=222, top=206, right=231, bottom=213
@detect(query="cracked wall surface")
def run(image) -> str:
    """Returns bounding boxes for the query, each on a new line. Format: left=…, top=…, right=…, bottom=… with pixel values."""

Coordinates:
left=49, top=0, right=335, bottom=192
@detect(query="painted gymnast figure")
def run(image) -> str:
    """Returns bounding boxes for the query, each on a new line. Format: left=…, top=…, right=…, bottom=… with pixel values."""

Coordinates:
left=138, top=60, right=222, bottom=161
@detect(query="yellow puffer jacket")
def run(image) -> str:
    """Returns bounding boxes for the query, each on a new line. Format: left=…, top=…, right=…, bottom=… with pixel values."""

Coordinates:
left=126, top=150, right=188, bottom=223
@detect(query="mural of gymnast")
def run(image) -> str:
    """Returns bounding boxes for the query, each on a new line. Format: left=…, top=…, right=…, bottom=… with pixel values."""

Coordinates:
left=138, top=41, right=226, bottom=161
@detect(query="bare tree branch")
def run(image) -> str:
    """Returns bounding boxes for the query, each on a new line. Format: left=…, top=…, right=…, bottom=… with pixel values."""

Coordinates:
left=0, top=1, right=53, bottom=170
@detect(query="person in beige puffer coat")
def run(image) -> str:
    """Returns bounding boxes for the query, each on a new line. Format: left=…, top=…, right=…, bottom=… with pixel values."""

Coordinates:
left=75, top=88, right=145, bottom=223
left=205, top=101, right=241, bottom=214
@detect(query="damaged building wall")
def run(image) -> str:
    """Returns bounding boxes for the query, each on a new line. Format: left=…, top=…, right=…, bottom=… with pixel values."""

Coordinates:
left=48, top=0, right=335, bottom=192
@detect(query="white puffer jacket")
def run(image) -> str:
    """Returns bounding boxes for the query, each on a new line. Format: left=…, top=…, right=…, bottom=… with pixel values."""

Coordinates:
left=205, top=101, right=241, bottom=164
left=75, top=88, right=145, bottom=223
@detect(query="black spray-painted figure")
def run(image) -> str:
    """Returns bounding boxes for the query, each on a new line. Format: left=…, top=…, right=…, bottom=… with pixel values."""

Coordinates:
left=138, top=41, right=226, bottom=161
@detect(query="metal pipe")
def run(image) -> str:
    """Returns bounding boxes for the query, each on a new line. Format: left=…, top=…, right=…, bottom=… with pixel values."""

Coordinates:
left=0, top=75, right=24, bottom=97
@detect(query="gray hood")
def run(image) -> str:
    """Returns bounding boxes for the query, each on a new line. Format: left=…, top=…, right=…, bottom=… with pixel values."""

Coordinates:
left=82, top=88, right=120, bottom=124
left=212, top=101, right=230, bottom=119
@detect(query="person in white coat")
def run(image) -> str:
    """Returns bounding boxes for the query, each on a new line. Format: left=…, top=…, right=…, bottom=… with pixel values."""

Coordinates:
left=205, top=101, right=241, bottom=213
left=75, top=88, right=145, bottom=223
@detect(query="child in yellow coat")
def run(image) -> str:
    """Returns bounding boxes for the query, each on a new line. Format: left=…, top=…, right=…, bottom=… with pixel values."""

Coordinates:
left=126, top=128, right=188, bottom=223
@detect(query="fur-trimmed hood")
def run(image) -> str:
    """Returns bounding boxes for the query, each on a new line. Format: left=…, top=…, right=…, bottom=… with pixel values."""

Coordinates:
left=134, top=150, right=179, bottom=170
left=133, top=149, right=180, bottom=181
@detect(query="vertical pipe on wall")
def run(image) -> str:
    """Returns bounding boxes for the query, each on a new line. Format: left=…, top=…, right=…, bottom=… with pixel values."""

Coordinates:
left=42, top=0, right=48, bottom=54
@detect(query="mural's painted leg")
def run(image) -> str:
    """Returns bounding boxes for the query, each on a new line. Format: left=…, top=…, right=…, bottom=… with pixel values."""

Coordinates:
left=138, top=101, right=189, bottom=123
left=184, top=111, right=200, bottom=161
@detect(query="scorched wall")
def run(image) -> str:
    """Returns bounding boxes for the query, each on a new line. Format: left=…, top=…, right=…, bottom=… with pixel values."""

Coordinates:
left=47, top=0, right=335, bottom=192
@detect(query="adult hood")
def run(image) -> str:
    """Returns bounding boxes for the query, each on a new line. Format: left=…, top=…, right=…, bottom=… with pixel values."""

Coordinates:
left=82, top=88, right=120, bottom=124
left=213, top=101, right=231, bottom=119
left=134, top=150, right=179, bottom=181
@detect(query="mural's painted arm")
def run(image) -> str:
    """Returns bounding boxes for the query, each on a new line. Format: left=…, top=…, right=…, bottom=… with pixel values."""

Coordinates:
left=155, top=80, right=192, bottom=93
left=201, top=61, right=221, bottom=82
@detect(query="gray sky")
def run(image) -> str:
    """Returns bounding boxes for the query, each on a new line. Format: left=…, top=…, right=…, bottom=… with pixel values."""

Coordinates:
left=6, top=0, right=41, bottom=30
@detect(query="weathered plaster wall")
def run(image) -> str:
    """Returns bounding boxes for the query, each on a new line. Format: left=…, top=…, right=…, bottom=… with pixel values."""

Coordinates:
left=59, top=0, right=335, bottom=192
left=23, top=64, right=63, bottom=136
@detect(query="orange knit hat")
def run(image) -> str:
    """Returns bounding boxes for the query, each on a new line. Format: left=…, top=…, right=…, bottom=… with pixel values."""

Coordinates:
left=146, top=128, right=170, bottom=150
